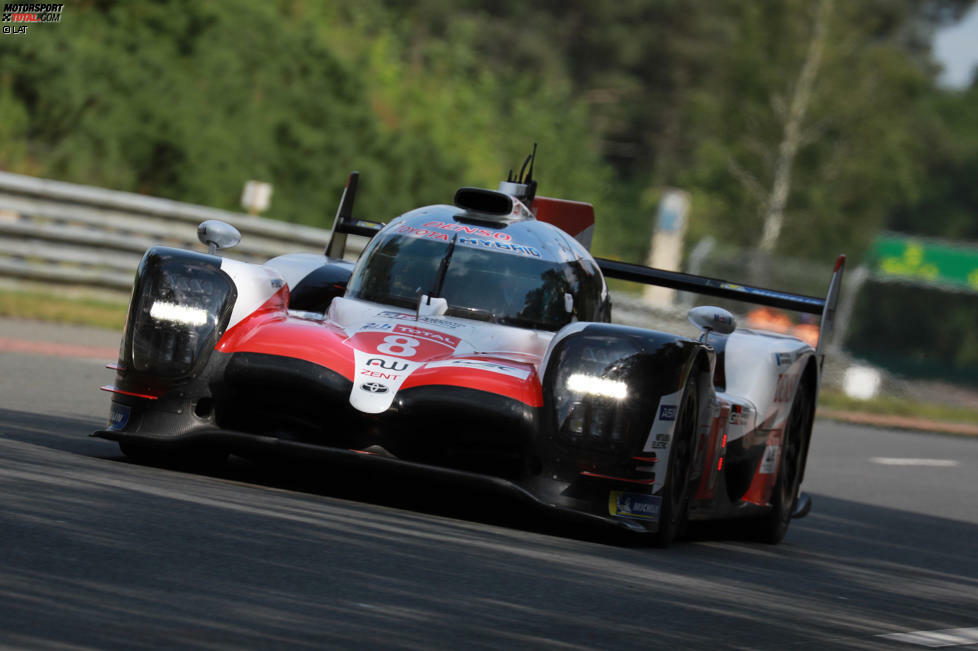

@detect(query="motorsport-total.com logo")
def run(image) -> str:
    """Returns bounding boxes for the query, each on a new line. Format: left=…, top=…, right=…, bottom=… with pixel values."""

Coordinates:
left=2, top=3, right=63, bottom=35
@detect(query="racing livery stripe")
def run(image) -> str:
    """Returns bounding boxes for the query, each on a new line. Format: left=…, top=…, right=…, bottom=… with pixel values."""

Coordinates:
left=215, top=291, right=543, bottom=407
left=400, top=364, right=542, bottom=407
left=215, top=289, right=356, bottom=381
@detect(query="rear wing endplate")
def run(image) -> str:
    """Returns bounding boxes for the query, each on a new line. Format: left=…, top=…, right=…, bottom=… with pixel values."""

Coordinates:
left=325, top=171, right=384, bottom=259
left=596, top=255, right=846, bottom=359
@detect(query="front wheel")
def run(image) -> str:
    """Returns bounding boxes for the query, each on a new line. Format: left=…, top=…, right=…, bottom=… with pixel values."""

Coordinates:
left=653, top=374, right=699, bottom=548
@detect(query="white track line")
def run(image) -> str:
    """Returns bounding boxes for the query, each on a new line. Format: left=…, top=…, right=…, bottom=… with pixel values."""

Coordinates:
left=870, top=457, right=959, bottom=467
left=877, top=627, right=978, bottom=647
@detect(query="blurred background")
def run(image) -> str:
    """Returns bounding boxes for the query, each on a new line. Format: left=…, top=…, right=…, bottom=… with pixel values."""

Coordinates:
left=0, top=0, right=976, bottom=415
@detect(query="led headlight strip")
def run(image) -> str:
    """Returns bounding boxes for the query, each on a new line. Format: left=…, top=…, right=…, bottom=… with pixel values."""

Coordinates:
left=566, top=373, right=627, bottom=400
left=149, top=301, right=209, bottom=327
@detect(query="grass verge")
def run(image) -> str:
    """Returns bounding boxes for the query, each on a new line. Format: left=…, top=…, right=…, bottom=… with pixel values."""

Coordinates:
left=818, top=389, right=978, bottom=426
left=0, top=288, right=128, bottom=330
left=3, top=288, right=976, bottom=428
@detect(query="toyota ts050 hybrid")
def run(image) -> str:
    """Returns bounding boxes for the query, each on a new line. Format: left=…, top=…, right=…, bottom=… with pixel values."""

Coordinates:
left=95, top=159, right=844, bottom=546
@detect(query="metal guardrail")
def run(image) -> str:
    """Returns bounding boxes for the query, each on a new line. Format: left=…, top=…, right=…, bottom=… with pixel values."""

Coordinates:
left=0, top=171, right=357, bottom=295
left=0, top=170, right=788, bottom=335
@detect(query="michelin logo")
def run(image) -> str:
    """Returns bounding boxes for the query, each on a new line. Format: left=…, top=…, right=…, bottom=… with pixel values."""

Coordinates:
left=609, top=490, right=661, bottom=521
left=107, top=404, right=130, bottom=431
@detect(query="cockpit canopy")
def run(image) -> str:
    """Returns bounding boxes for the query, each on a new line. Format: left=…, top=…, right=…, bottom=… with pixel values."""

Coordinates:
left=345, top=205, right=608, bottom=331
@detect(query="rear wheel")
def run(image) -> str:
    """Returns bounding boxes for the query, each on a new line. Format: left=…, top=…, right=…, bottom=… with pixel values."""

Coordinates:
left=653, top=374, right=699, bottom=548
left=751, top=379, right=814, bottom=544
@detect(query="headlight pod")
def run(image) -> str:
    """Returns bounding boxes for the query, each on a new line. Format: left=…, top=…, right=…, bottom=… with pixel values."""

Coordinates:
left=547, top=333, right=644, bottom=453
left=128, top=248, right=236, bottom=377
left=545, top=325, right=700, bottom=457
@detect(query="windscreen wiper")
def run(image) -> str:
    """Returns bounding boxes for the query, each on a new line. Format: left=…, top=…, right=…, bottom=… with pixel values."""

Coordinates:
left=430, top=232, right=458, bottom=298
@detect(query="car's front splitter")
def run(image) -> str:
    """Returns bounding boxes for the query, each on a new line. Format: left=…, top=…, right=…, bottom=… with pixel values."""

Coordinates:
left=92, top=426, right=657, bottom=534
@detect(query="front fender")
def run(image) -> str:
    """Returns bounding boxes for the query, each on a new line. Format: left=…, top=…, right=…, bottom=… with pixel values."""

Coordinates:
left=542, top=323, right=712, bottom=464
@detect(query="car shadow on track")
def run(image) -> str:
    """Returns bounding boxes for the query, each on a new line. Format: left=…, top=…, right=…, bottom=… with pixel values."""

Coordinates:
left=0, top=407, right=646, bottom=547
left=142, top=454, right=650, bottom=549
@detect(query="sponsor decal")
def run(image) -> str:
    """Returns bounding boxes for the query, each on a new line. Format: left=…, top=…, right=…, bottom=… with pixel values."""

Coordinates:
left=422, top=221, right=512, bottom=241
left=367, top=357, right=409, bottom=371
left=773, top=373, right=794, bottom=403
left=774, top=351, right=799, bottom=366
left=349, top=350, right=423, bottom=413
left=425, top=358, right=531, bottom=380
left=360, top=382, right=389, bottom=394
left=759, top=444, right=780, bottom=474
left=359, top=369, right=401, bottom=380
left=107, top=403, right=130, bottom=431
left=609, top=491, right=662, bottom=521
left=361, top=321, right=395, bottom=331
left=724, top=403, right=753, bottom=443
left=457, top=236, right=542, bottom=258
left=348, top=330, right=457, bottom=360
left=375, top=311, right=464, bottom=329
left=641, top=389, right=684, bottom=486
left=395, top=224, right=542, bottom=258
left=396, top=224, right=450, bottom=241
left=392, top=323, right=461, bottom=349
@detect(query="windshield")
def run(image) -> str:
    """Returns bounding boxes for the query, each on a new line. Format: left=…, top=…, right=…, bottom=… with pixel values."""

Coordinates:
left=346, top=229, right=601, bottom=331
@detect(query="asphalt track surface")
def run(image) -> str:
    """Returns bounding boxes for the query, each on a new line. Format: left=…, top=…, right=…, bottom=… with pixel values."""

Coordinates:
left=1, top=319, right=977, bottom=649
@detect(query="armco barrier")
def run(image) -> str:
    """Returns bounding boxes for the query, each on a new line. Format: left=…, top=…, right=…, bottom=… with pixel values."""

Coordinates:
left=0, top=171, right=693, bottom=332
left=0, top=170, right=355, bottom=294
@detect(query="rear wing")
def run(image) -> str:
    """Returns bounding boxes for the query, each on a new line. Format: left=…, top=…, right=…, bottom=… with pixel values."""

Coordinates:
left=596, top=255, right=846, bottom=360
left=325, top=171, right=385, bottom=259
left=532, top=196, right=595, bottom=251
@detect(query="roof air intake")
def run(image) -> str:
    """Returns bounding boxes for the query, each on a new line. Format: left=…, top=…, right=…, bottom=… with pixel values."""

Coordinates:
left=454, top=187, right=513, bottom=217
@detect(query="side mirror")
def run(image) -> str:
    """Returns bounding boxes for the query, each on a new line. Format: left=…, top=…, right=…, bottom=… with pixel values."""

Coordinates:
left=198, top=220, right=242, bottom=254
left=688, top=306, right=736, bottom=344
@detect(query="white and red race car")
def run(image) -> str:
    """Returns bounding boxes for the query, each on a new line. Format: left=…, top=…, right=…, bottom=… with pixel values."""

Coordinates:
left=96, top=163, right=844, bottom=546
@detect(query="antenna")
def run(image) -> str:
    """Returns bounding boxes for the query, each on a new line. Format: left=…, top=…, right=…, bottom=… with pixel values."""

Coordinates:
left=497, top=145, right=539, bottom=202
left=525, top=143, right=537, bottom=184
left=517, top=152, right=532, bottom=183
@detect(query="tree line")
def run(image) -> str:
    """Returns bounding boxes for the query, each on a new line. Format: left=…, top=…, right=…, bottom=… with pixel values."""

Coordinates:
left=2, top=0, right=976, bottom=378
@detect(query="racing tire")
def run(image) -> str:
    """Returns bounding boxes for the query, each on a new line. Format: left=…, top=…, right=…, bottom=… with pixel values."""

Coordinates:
left=750, top=378, right=815, bottom=544
left=652, top=374, right=699, bottom=548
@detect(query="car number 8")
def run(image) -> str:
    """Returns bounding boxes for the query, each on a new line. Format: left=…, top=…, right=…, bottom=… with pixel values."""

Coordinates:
left=377, top=335, right=420, bottom=357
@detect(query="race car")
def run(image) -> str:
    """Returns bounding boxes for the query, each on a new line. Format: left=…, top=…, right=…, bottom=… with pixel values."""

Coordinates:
left=94, top=160, right=844, bottom=546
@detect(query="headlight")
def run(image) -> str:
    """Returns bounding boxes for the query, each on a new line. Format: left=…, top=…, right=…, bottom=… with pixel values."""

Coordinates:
left=566, top=373, right=628, bottom=400
left=128, top=248, right=236, bottom=377
left=547, top=334, right=644, bottom=454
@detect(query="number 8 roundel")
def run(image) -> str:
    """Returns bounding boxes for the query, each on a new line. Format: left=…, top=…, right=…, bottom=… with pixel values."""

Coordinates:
left=347, top=329, right=459, bottom=360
